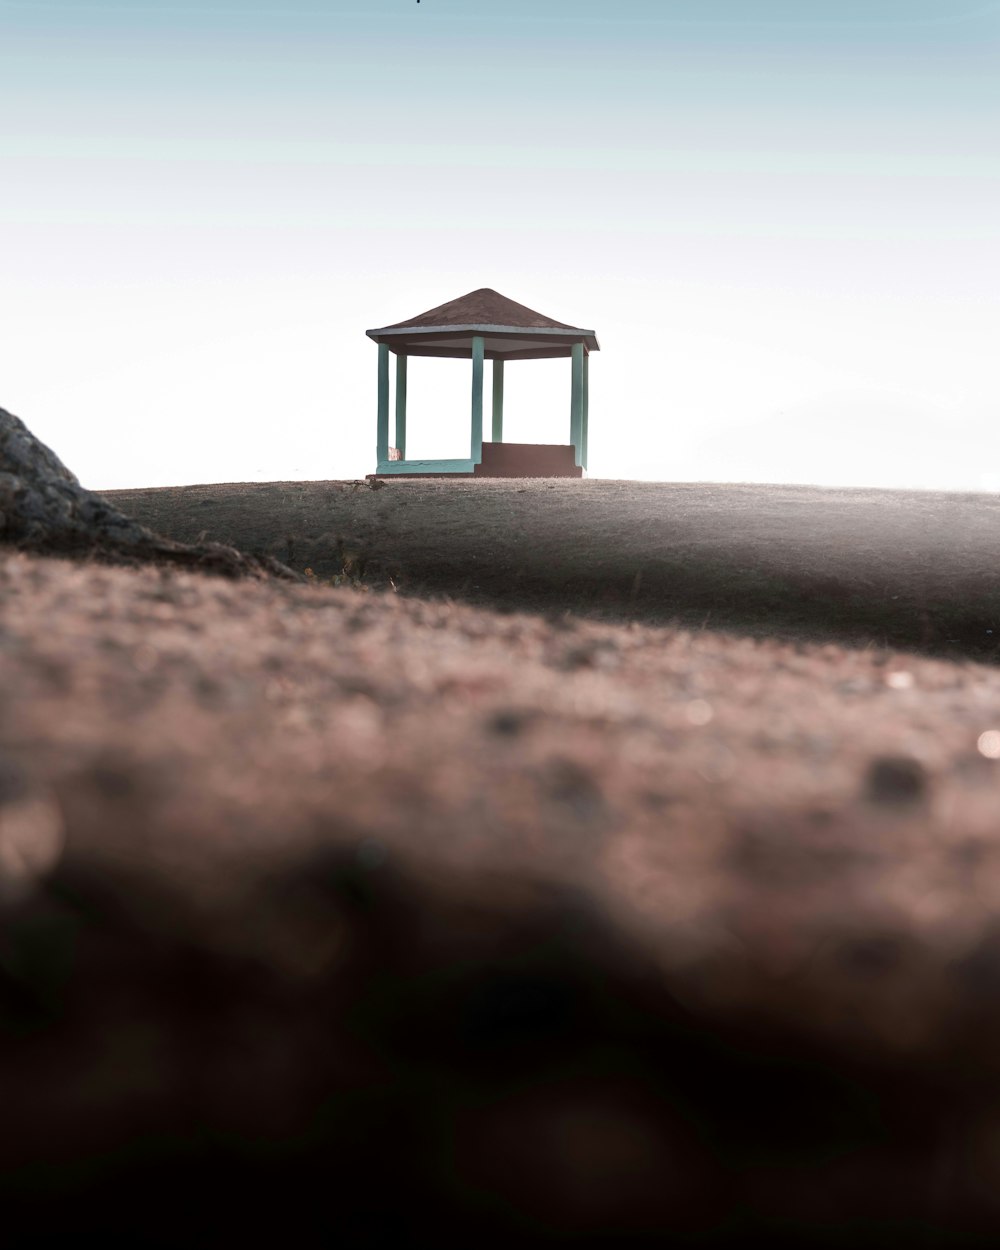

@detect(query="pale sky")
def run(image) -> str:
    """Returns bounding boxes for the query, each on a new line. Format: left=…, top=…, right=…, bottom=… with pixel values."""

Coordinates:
left=2, top=0, right=997, bottom=490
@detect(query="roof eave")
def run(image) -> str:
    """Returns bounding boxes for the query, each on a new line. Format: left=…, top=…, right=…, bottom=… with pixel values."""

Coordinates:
left=366, top=323, right=600, bottom=351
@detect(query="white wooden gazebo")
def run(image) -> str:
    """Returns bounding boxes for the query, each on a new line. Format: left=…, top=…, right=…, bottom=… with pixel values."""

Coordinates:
left=366, top=288, right=599, bottom=478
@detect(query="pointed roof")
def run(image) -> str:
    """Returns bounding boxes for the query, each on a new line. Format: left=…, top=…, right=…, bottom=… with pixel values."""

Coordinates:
left=386, top=288, right=581, bottom=333
left=366, top=287, right=599, bottom=361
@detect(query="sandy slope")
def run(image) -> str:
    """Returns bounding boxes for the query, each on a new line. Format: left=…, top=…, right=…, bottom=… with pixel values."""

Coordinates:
left=5, top=546, right=1000, bottom=1243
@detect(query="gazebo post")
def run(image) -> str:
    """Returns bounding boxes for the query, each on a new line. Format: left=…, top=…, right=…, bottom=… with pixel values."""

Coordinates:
left=471, top=334, right=485, bottom=463
left=376, top=343, right=390, bottom=464
left=491, top=359, right=504, bottom=442
left=570, top=341, right=584, bottom=468
left=395, top=353, right=407, bottom=459
left=582, top=350, right=589, bottom=471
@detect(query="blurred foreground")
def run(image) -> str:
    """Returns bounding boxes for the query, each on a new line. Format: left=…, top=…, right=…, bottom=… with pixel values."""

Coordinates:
left=4, top=551, right=1000, bottom=1245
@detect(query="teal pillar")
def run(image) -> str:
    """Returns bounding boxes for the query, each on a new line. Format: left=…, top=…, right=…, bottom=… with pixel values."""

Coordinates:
left=395, top=353, right=407, bottom=459
left=582, top=350, right=589, bottom=471
left=471, top=335, right=484, bottom=462
left=491, top=358, right=504, bottom=442
left=376, top=342, right=390, bottom=464
left=570, top=341, right=584, bottom=468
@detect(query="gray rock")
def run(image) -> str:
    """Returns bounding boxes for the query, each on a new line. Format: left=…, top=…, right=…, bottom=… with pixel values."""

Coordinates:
left=0, top=407, right=301, bottom=581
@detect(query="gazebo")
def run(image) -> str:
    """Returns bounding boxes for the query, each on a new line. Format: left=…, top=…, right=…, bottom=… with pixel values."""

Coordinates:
left=366, top=288, right=599, bottom=478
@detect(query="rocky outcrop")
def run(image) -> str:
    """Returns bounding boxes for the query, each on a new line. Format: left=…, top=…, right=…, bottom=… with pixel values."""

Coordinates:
left=0, top=407, right=300, bottom=580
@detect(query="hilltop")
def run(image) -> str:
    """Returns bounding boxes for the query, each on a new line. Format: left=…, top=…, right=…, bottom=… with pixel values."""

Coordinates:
left=104, top=476, right=1000, bottom=662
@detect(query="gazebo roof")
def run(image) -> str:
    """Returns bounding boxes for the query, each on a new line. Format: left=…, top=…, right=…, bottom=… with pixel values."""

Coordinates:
left=366, top=288, right=599, bottom=361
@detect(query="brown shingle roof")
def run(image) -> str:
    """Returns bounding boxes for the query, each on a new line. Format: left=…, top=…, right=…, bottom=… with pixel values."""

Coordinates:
left=377, top=288, right=586, bottom=333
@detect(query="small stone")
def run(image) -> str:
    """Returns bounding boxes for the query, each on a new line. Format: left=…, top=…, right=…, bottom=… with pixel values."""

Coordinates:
left=489, top=709, right=532, bottom=737
left=863, top=755, right=929, bottom=805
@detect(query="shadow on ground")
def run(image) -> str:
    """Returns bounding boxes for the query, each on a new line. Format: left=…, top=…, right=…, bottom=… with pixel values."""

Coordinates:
left=104, top=477, right=1000, bottom=662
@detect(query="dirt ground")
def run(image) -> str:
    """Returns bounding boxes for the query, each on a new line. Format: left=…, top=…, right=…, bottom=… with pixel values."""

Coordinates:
left=7, top=485, right=1000, bottom=1244
left=104, top=477, right=1000, bottom=661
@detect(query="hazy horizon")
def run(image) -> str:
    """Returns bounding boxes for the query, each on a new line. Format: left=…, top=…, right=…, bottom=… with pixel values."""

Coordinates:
left=2, top=0, right=997, bottom=492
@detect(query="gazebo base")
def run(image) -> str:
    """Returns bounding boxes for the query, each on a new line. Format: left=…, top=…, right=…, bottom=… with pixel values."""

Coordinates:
left=475, top=442, right=582, bottom=478
left=367, top=472, right=475, bottom=480
left=368, top=443, right=584, bottom=481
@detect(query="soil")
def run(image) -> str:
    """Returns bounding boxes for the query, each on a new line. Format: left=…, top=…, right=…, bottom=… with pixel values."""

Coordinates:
left=5, top=477, right=1000, bottom=1245
left=104, top=477, right=1000, bottom=662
